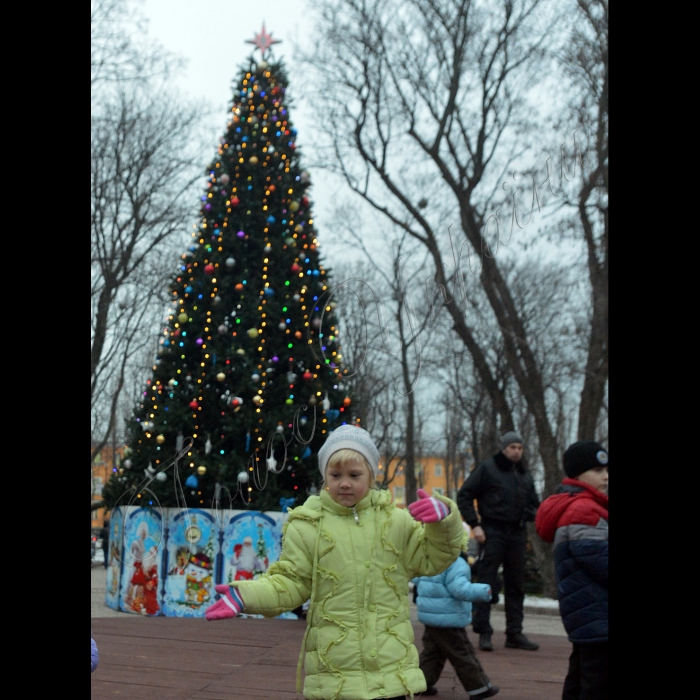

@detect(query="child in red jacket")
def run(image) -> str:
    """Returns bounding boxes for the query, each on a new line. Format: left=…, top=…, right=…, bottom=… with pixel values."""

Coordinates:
left=535, top=441, right=608, bottom=700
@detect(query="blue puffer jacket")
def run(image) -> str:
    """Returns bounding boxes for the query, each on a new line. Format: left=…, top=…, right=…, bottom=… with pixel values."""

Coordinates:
left=413, top=556, right=492, bottom=628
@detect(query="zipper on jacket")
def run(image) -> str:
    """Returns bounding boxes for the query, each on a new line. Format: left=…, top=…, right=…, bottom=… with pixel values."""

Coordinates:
left=352, top=506, right=360, bottom=525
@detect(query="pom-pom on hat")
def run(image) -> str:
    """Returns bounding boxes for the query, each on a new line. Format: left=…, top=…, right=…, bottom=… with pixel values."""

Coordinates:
left=563, top=440, right=608, bottom=479
left=318, top=424, right=380, bottom=479
left=499, top=431, right=524, bottom=450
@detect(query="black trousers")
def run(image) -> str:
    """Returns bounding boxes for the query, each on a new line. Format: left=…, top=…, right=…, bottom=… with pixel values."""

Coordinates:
left=471, top=522, right=527, bottom=637
left=419, top=625, right=492, bottom=694
left=562, top=642, right=608, bottom=700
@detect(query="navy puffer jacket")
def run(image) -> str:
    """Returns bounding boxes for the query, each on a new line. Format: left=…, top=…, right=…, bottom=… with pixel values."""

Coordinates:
left=535, top=479, right=608, bottom=644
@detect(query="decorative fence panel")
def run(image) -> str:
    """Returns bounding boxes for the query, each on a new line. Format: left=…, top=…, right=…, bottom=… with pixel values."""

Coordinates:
left=105, top=506, right=288, bottom=617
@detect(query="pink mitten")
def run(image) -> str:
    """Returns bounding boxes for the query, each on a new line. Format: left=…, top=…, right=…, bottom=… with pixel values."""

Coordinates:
left=408, top=488, right=450, bottom=523
left=205, top=585, right=244, bottom=621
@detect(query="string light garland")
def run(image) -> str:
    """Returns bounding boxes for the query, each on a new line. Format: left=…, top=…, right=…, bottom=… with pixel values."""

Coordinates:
left=102, top=33, right=356, bottom=513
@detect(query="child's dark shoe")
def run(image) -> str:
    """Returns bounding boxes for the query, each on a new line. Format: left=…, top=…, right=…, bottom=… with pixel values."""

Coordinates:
left=470, top=685, right=499, bottom=699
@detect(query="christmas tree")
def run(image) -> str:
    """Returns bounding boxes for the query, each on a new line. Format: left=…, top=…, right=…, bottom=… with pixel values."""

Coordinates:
left=103, top=29, right=353, bottom=513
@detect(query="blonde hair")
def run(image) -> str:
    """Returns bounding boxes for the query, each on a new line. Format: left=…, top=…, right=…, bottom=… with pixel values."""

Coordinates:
left=323, top=449, right=374, bottom=485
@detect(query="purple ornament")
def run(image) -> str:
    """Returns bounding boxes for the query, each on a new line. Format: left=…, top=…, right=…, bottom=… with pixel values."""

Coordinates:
left=205, top=203, right=212, bottom=211
left=237, top=230, right=245, bottom=238
left=272, top=356, right=279, bottom=363
left=196, top=338, right=204, bottom=346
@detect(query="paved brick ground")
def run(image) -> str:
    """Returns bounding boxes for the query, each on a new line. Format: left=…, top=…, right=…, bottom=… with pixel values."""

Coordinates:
left=90, top=614, right=569, bottom=699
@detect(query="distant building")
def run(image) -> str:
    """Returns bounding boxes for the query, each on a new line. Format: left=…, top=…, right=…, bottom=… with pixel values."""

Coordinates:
left=377, top=455, right=471, bottom=507
left=91, top=446, right=122, bottom=528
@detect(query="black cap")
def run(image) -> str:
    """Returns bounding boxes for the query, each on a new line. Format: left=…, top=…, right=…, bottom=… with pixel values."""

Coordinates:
left=563, top=440, right=608, bottom=479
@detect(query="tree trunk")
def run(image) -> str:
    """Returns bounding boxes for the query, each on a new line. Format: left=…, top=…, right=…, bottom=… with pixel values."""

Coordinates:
left=453, top=208, right=563, bottom=498
left=577, top=281, right=607, bottom=441
left=527, top=522, right=557, bottom=599
left=402, top=326, right=418, bottom=506
left=577, top=196, right=608, bottom=441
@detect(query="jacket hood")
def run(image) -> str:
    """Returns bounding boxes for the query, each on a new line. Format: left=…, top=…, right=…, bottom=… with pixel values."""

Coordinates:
left=561, top=477, right=608, bottom=508
left=535, top=478, right=608, bottom=543
left=535, top=492, right=573, bottom=543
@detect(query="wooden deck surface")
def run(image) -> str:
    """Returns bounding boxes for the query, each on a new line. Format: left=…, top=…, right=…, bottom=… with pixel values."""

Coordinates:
left=90, top=615, right=569, bottom=699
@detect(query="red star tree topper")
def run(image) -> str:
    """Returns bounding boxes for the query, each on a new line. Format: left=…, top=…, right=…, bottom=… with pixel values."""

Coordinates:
left=245, top=23, right=282, bottom=58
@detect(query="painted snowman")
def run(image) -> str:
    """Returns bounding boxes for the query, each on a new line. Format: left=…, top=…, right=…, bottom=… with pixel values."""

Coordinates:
left=184, top=552, right=213, bottom=606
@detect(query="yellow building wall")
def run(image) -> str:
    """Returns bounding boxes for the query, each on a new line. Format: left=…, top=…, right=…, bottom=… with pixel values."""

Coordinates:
left=91, top=446, right=122, bottom=528
left=377, top=456, right=467, bottom=507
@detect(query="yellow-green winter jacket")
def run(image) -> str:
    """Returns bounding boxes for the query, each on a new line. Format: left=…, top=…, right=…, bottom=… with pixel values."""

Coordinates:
left=231, top=488, right=463, bottom=700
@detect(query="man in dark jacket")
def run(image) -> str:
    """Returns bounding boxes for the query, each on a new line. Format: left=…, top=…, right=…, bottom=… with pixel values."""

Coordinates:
left=457, top=431, right=540, bottom=652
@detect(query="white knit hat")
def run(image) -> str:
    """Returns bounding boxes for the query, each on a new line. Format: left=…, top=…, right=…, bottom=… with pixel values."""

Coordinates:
left=317, top=425, right=380, bottom=479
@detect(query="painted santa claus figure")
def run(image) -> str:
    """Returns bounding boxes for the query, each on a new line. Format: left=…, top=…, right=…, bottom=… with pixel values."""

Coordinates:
left=231, top=536, right=268, bottom=580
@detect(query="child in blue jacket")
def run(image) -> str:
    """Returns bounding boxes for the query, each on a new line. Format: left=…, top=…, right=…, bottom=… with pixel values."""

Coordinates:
left=413, top=535, right=499, bottom=699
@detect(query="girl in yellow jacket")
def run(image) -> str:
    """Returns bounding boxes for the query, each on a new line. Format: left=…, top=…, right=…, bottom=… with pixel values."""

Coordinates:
left=206, top=424, right=464, bottom=700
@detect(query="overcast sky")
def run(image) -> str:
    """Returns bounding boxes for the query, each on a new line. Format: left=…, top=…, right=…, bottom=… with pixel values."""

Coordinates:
left=141, top=0, right=309, bottom=107
left=140, top=0, right=352, bottom=259
left=137, top=0, right=567, bottom=268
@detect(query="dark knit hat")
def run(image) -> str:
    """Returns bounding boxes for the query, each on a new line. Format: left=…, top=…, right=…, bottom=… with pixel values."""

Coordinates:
left=499, top=431, right=524, bottom=450
left=563, top=440, right=609, bottom=479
